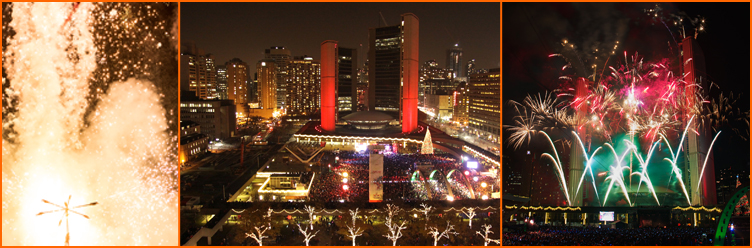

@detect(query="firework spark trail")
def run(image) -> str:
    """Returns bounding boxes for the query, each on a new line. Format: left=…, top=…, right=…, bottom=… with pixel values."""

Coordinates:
left=659, top=115, right=696, bottom=206
left=572, top=132, right=602, bottom=206
left=625, top=140, right=661, bottom=206
left=540, top=131, right=572, bottom=206
left=601, top=143, right=633, bottom=206
left=695, top=131, right=722, bottom=193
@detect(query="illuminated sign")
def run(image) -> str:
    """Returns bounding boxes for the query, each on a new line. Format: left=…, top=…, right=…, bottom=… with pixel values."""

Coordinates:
left=599, top=211, right=614, bottom=222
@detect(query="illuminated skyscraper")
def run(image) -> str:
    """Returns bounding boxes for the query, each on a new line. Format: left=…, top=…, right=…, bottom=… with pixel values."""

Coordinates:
left=452, top=81, right=469, bottom=126
left=226, top=58, right=250, bottom=113
left=256, top=59, right=277, bottom=111
left=186, top=53, right=218, bottom=100
left=466, top=59, right=476, bottom=77
left=367, top=13, right=419, bottom=133
left=468, top=68, right=499, bottom=143
left=337, top=47, right=357, bottom=117
left=446, top=44, right=463, bottom=79
left=265, top=46, right=291, bottom=110
left=216, top=65, right=228, bottom=100
left=286, top=56, right=321, bottom=116
left=419, top=59, right=453, bottom=105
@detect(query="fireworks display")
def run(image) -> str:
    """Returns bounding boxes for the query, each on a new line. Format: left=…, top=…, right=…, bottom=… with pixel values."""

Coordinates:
left=504, top=3, right=749, bottom=207
left=2, top=2, right=178, bottom=245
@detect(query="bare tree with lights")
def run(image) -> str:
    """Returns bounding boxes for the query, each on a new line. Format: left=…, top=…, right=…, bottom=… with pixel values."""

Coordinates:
left=476, top=224, right=500, bottom=246
left=383, top=204, right=408, bottom=246
left=264, top=208, right=273, bottom=226
left=418, top=203, right=434, bottom=225
left=461, top=207, right=477, bottom=228
left=245, top=225, right=271, bottom=246
left=346, top=208, right=365, bottom=246
left=297, top=224, right=319, bottom=246
left=243, top=207, right=274, bottom=246
left=427, top=221, right=458, bottom=246
left=303, top=205, right=316, bottom=229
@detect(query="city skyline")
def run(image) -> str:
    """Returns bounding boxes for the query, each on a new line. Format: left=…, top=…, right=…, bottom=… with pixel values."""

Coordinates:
left=181, top=2, right=500, bottom=71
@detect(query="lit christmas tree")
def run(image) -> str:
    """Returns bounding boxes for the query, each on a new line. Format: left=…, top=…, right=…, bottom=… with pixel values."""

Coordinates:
left=421, top=128, right=434, bottom=154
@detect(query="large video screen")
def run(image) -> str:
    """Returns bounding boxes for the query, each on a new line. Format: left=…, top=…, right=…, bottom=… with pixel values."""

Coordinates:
left=599, top=211, right=615, bottom=221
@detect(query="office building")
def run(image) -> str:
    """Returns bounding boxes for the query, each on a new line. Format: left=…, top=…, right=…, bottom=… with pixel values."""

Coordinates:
left=265, top=47, right=292, bottom=110
left=286, top=55, right=321, bottom=116
left=216, top=65, right=228, bottom=100
left=179, top=121, right=209, bottom=164
left=256, top=59, right=278, bottom=111
left=419, top=60, right=454, bottom=105
left=446, top=44, right=463, bottom=79
left=226, top=58, right=250, bottom=115
left=466, top=59, right=477, bottom=77
left=180, top=91, right=236, bottom=140
left=337, top=47, right=357, bottom=117
left=424, top=93, right=453, bottom=121
left=468, top=68, right=500, bottom=144
left=249, top=77, right=259, bottom=104
left=356, top=60, right=369, bottom=110
left=452, top=81, right=469, bottom=126
left=367, top=13, right=419, bottom=133
left=185, top=53, right=218, bottom=100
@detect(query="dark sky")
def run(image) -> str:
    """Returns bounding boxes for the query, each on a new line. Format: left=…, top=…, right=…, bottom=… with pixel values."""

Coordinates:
left=502, top=3, right=749, bottom=175
left=181, top=2, right=500, bottom=70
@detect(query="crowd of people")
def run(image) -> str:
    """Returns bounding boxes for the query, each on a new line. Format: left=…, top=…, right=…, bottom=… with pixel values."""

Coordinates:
left=306, top=150, right=497, bottom=203
left=502, top=226, right=715, bottom=246
left=308, top=167, right=368, bottom=202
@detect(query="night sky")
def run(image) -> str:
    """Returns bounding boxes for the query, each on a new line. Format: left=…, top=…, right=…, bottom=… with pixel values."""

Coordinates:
left=502, top=3, right=749, bottom=182
left=181, top=2, right=500, bottom=70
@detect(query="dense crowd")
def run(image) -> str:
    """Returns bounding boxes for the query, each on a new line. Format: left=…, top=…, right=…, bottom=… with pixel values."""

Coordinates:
left=307, top=150, right=496, bottom=203
left=502, top=226, right=715, bottom=246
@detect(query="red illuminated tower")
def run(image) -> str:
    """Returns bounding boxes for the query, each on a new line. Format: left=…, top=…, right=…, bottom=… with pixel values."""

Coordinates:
left=567, top=77, right=590, bottom=206
left=401, top=13, right=419, bottom=133
left=320, top=40, right=338, bottom=131
left=682, top=36, right=716, bottom=206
